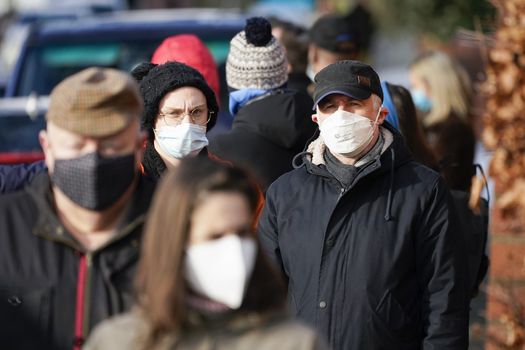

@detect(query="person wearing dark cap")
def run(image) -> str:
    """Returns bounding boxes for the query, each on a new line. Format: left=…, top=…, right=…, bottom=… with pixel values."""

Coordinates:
left=0, top=67, right=155, bottom=350
left=307, top=13, right=361, bottom=82
left=131, top=61, right=219, bottom=180
left=208, top=17, right=317, bottom=191
left=258, top=60, right=470, bottom=350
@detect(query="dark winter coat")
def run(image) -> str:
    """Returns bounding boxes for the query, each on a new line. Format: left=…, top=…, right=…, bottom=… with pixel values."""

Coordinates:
left=425, top=116, right=475, bottom=192
left=0, top=173, right=155, bottom=350
left=258, top=125, right=470, bottom=350
left=208, top=89, right=317, bottom=191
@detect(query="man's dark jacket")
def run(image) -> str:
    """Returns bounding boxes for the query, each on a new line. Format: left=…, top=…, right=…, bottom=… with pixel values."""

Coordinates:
left=209, top=89, right=317, bottom=191
left=258, top=125, right=470, bottom=350
left=0, top=173, right=154, bottom=350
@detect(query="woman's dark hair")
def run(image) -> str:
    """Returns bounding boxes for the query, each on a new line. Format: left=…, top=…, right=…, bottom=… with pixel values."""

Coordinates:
left=135, top=157, right=286, bottom=345
left=386, top=82, right=440, bottom=171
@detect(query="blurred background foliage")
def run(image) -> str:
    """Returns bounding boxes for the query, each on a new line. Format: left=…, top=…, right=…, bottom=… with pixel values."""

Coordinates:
left=367, top=0, right=496, bottom=39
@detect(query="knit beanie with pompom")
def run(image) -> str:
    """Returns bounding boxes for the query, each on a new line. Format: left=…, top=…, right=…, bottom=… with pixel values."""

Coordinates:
left=226, top=17, right=288, bottom=90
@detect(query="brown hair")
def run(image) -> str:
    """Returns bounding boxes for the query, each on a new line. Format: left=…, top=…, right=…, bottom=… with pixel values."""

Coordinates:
left=386, top=82, right=440, bottom=171
left=135, top=157, right=286, bottom=345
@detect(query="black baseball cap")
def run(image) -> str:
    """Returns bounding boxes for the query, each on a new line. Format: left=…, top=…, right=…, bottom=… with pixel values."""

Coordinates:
left=312, top=60, right=383, bottom=109
left=309, top=14, right=359, bottom=54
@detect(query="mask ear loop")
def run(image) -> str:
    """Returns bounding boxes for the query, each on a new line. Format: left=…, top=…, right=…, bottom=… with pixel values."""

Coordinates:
left=352, top=106, right=384, bottom=158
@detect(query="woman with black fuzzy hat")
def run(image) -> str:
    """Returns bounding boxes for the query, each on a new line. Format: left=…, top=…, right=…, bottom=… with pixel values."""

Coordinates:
left=208, top=17, right=317, bottom=192
left=131, top=61, right=220, bottom=180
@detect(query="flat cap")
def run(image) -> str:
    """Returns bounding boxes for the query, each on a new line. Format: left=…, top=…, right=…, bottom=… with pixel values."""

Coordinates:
left=46, top=67, right=143, bottom=137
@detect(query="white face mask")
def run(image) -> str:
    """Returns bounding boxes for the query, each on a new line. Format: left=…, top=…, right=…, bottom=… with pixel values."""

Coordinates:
left=319, top=108, right=381, bottom=158
left=184, top=235, right=257, bottom=309
left=155, top=123, right=208, bottom=159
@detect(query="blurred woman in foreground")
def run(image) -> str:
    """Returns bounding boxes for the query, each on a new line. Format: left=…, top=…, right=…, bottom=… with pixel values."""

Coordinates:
left=85, top=157, right=328, bottom=350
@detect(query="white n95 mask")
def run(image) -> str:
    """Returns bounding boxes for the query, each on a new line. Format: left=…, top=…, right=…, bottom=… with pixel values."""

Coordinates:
left=319, top=108, right=381, bottom=158
left=184, top=235, right=257, bottom=309
left=155, top=123, right=208, bottom=159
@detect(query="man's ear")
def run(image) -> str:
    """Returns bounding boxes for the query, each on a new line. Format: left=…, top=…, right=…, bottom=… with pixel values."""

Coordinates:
left=378, top=106, right=389, bottom=125
left=39, top=129, right=54, bottom=171
left=308, top=44, right=317, bottom=64
left=311, top=113, right=319, bottom=124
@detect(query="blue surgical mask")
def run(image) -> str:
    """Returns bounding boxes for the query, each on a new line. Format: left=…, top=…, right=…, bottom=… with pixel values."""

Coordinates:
left=410, top=89, right=432, bottom=113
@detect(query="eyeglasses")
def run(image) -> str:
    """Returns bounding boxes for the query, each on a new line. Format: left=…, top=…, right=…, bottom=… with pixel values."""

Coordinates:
left=158, top=107, right=213, bottom=127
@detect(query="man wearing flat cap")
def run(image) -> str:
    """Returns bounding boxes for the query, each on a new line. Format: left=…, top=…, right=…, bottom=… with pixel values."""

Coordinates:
left=259, top=61, right=470, bottom=350
left=0, top=68, right=152, bottom=350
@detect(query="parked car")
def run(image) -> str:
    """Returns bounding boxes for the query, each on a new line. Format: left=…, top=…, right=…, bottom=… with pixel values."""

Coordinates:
left=0, top=96, right=47, bottom=164
left=0, top=5, right=120, bottom=95
left=1, top=9, right=244, bottom=164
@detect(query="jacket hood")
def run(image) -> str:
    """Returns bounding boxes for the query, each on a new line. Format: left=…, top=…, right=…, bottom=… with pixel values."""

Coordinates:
left=232, top=90, right=317, bottom=152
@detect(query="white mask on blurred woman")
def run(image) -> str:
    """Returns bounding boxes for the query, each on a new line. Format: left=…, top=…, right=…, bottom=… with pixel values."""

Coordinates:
left=184, top=234, right=257, bottom=309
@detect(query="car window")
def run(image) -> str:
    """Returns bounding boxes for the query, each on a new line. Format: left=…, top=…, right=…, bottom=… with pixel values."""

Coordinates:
left=0, top=115, right=45, bottom=152
left=17, top=39, right=232, bottom=97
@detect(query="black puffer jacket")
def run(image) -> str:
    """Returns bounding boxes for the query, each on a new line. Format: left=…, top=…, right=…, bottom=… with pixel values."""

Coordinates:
left=208, top=89, right=317, bottom=191
left=0, top=173, right=154, bottom=350
left=258, top=125, right=470, bottom=350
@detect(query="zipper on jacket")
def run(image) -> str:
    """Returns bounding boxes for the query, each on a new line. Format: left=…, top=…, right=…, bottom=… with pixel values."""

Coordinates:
left=73, top=252, right=92, bottom=350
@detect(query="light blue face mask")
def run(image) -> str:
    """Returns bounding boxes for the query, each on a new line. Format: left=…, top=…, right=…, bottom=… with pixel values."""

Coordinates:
left=410, top=89, right=433, bottom=113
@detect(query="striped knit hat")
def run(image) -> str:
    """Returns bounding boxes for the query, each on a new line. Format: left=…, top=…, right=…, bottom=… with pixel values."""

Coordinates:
left=226, top=17, right=288, bottom=90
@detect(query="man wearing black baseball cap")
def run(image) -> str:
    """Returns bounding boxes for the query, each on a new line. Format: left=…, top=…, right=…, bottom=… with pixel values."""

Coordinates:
left=258, top=60, right=469, bottom=350
left=307, top=13, right=360, bottom=82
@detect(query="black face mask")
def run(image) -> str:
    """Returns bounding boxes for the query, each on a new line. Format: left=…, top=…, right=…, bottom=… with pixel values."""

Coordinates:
left=52, top=152, right=137, bottom=211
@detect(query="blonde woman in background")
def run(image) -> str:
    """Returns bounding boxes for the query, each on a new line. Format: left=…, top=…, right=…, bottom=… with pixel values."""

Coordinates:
left=409, top=51, right=476, bottom=192
left=410, top=51, right=489, bottom=299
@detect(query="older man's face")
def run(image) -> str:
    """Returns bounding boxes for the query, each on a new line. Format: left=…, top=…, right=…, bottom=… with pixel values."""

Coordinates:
left=40, top=119, right=145, bottom=173
left=312, top=93, right=385, bottom=125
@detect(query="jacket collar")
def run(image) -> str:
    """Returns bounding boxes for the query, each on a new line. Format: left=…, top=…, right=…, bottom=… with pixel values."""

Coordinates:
left=299, top=123, right=412, bottom=181
left=306, top=127, right=394, bottom=168
left=28, top=172, right=153, bottom=253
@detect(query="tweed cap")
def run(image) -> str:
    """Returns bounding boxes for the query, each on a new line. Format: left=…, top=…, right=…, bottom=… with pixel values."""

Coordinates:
left=226, top=17, right=288, bottom=90
left=46, top=67, right=143, bottom=137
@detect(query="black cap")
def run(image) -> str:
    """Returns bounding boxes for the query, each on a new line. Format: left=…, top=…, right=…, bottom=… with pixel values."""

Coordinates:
left=313, top=60, right=383, bottom=109
left=309, top=14, right=359, bottom=54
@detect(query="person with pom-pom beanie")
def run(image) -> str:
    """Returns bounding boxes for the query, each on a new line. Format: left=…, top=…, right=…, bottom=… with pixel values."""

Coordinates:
left=209, top=17, right=317, bottom=192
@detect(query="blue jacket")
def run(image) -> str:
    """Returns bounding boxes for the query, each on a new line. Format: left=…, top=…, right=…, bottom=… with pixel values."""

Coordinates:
left=0, top=160, right=47, bottom=194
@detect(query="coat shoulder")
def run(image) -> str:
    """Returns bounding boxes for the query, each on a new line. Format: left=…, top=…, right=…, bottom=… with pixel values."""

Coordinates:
left=266, top=166, right=310, bottom=195
left=84, top=312, right=148, bottom=350
left=258, top=318, right=329, bottom=350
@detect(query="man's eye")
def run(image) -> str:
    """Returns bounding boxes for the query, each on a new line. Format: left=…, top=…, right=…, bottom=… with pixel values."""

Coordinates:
left=191, top=108, right=203, bottom=116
